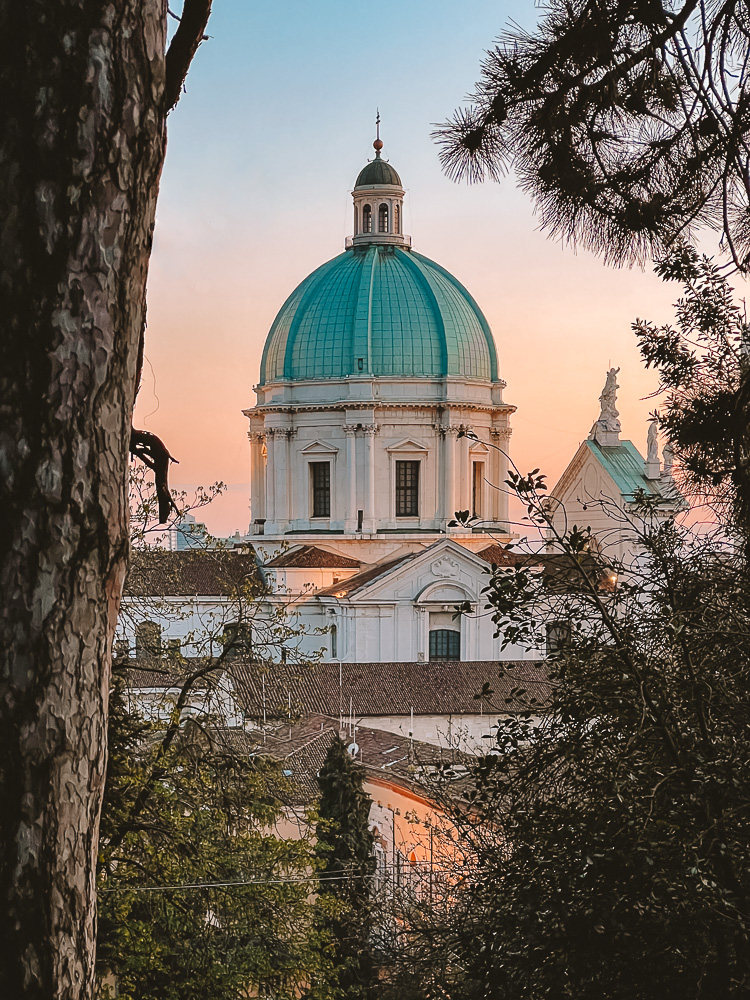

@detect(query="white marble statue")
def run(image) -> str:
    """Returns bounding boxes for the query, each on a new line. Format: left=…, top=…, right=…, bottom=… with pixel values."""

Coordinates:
left=599, top=367, right=621, bottom=429
left=662, top=442, right=674, bottom=476
left=647, top=421, right=659, bottom=463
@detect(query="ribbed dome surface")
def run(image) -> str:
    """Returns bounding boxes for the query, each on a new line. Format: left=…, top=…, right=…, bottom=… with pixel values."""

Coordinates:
left=355, top=158, right=402, bottom=187
left=259, top=246, right=499, bottom=384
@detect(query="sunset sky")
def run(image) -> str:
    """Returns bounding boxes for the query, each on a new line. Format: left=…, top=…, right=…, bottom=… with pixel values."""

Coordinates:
left=136, top=0, right=703, bottom=537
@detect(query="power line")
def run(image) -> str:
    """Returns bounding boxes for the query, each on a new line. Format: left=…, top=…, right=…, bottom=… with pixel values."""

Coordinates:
left=100, top=859, right=464, bottom=894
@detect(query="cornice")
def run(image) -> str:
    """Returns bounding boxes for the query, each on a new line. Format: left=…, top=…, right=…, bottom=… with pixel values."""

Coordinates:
left=246, top=402, right=516, bottom=416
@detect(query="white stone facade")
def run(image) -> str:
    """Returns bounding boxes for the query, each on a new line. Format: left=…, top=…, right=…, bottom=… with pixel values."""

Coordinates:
left=245, top=378, right=513, bottom=537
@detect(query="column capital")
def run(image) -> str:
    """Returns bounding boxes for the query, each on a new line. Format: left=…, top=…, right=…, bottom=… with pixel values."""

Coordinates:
left=490, top=427, right=512, bottom=441
left=343, top=424, right=359, bottom=436
left=361, top=423, right=380, bottom=436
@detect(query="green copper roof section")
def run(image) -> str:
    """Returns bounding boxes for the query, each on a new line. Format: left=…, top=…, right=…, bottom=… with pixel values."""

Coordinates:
left=355, top=157, right=402, bottom=187
left=259, top=246, right=500, bottom=384
left=585, top=440, right=663, bottom=500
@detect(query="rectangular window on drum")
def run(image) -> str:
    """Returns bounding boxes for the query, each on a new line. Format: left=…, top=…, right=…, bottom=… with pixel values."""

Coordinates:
left=311, top=462, right=331, bottom=518
left=395, top=460, right=420, bottom=517
left=472, top=461, right=484, bottom=518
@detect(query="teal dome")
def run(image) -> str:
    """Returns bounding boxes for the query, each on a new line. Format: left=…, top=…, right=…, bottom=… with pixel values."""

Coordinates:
left=355, top=158, right=402, bottom=187
left=260, top=245, right=500, bottom=384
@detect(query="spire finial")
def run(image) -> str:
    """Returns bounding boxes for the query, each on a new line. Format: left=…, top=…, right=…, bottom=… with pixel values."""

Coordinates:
left=373, top=109, right=383, bottom=157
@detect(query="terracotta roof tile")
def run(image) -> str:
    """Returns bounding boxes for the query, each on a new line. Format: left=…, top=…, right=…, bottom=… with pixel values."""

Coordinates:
left=315, top=555, right=413, bottom=597
left=265, top=545, right=361, bottom=569
left=125, top=549, right=259, bottom=597
left=478, top=545, right=542, bottom=567
left=252, top=714, right=474, bottom=805
left=230, top=659, right=551, bottom=718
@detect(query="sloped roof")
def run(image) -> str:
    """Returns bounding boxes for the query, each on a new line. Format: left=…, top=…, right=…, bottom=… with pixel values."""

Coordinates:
left=315, top=555, right=413, bottom=597
left=253, top=714, right=474, bottom=805
left=586, top=439, right=665, bottom=501
left=118, top=662, right=214, bottom=692
left=265, top=545, right=360, bottom=569
left=125, top=549, right=259, bottom=597
left=230, top=659, right=551, bottom=718
left=478, top=545, right=542, bottom=567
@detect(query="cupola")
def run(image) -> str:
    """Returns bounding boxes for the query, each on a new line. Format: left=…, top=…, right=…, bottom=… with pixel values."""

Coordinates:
left=351, top=115, right=407, bottom=247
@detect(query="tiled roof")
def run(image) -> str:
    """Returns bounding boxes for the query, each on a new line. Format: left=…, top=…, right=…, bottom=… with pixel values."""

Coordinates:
left=119, top=663, right=213, bottom=691
left=125, top=549, right=259, bottom=597
left=230, top=659, right=550, bottom=718
left=478, top=545, right=543, bottom=567
left=253, top=714, right=474, bottom=805
left=265, top=545, right=360, bottom=569
left=586, top=439, right=664, bottom=501
left=315, top=555, right=413, bottom=597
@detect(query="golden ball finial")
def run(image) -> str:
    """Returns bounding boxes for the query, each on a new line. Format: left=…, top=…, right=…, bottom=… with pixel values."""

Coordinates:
left=373, top=138, right=383, bottom=155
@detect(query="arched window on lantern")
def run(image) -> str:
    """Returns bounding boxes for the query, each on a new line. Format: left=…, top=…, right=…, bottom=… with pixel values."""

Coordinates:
left=394, top=202, right=400, bottom=233
left=378, top=203, right=389, bottom=233
left=362, top=204, right=372, bottom=233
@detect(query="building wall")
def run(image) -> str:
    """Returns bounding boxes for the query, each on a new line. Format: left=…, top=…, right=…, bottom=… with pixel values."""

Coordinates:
left=247, top=377, right=512, bottom=537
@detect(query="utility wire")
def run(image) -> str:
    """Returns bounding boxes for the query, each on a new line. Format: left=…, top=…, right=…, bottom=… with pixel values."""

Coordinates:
left=100, top=859, right=463, bottom=893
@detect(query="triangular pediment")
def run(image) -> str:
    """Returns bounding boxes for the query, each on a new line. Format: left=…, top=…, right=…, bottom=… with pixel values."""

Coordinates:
left=335, top=539, right=489, bottom=603
left=385, top=438, right=428, bottom=453
left=300, top=439, right=339, bottom=455
left=468, top=440, right=490, bottom=455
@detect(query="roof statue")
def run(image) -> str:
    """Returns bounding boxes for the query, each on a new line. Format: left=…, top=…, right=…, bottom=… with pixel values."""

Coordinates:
left=589, top=367, right=621, bottom=447
left=645, top=420, right=661, bottom=479
left=662, top=441, right=674, bottom=477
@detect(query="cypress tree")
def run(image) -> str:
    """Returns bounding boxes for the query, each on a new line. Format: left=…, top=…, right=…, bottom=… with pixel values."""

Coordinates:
left=312, top=736, right=376, bottom=1000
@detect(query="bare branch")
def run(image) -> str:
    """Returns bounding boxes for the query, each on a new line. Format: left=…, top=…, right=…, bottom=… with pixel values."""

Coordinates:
left=164, top=0, right=213, bottom=113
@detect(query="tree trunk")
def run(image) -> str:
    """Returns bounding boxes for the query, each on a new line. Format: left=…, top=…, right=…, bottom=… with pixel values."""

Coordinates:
left=0, top=3, right=168, bottom=996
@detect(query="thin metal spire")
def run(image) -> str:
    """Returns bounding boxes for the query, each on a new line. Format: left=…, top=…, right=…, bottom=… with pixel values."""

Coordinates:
left=373, top=109, right=383, bottom=156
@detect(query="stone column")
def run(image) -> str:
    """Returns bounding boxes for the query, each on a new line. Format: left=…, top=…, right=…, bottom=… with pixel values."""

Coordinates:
left=343, top=424, right=358, bottom=532
left=457, top=424, right=472, bottom=514
left=491, top=425, right=512, bottom=526
left=264, top=428, right=276, bottom=527
left=441, top=425, right=459, bottom=525
left=273, top=429, right=291, bottom=527
left=249, top=431, right=265, bottom=525
left=363, top=424, right=379, bottom=533
left=278, top=429, right=294, bottom=527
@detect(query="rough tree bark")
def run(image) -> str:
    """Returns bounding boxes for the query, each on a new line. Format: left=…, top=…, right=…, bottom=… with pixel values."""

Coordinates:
left=0, top=2, right=210, bottom=997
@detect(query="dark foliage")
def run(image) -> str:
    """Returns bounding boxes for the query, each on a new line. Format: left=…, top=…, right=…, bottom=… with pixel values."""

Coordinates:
left=97, top=675, right=320, bottom=1000
left=435, top=0, right=750, bottom=268
left=633, top=246, right=750, bottom=537
left=308, top=737, right=376, bottom=1000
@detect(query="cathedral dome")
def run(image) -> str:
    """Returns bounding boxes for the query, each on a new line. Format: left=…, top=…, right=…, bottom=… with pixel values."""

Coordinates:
left=259, top=245, right=500, bottom=384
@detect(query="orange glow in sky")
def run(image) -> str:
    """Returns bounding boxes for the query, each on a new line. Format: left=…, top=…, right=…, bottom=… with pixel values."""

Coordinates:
left=135, top=0, right=704, bottom=538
